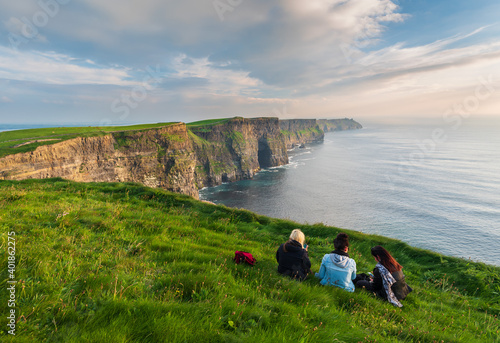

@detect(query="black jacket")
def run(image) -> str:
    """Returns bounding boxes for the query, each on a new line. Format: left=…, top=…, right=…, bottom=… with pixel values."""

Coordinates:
left=372, top=267, right=412, bottom=300
left=276, top=240, right=311, bottom=281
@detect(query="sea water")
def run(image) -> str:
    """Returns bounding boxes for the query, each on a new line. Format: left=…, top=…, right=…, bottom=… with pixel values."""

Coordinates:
left=200, top=117, right=500, bottom=266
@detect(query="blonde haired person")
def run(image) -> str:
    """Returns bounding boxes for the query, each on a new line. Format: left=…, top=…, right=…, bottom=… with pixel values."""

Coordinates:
left=290, top=228, right=305, bottom=245
left=276, top=229, right=311, bottom=281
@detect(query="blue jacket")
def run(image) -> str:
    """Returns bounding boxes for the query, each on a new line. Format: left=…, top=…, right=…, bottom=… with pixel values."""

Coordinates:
left=315, top=253, right=357, bottom=292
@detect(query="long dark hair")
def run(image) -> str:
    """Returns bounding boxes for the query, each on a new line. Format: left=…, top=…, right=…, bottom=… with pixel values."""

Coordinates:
left=371, top=246, right=402, bottom=273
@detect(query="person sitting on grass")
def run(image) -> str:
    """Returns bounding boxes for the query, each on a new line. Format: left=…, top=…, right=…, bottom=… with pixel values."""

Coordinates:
left=356, top=245, right=412, bottom=307
left=315, top=233, right=357, bottom=292
left=276, top=229, right=311, bottom=281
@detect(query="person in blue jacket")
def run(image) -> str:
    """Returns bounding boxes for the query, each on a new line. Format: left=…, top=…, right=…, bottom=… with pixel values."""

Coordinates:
left=315, top=233, right=357, bottom=292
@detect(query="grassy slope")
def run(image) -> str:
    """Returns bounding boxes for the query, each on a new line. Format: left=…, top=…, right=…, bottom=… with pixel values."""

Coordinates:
left=0, top=179, right=498, bottom=343
left=0, top=123, right=178, bottom=158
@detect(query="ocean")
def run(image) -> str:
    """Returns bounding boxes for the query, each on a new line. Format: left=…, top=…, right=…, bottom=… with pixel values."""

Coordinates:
left=2, top=119, right=499, bottom=265
left=200, top=117, right=500, bottom=266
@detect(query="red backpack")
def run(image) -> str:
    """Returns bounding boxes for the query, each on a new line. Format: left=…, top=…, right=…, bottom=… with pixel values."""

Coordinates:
left=233, top=251, right=256, bottom=266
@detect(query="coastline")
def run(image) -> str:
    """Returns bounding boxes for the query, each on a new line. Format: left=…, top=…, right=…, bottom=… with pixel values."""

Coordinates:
left=200, top=126, right=500, bottom=267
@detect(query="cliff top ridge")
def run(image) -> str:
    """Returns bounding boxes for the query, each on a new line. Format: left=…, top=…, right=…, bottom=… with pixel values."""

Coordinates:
left=0, top=117, right=362, bottom=159
left=0, top=122, right=181, bottom=158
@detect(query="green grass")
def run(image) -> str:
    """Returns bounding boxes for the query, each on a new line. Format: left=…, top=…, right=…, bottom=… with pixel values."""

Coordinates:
left=0, top=179, right=498, bottom=342
left=281, top=127, right=323, bottom=139
left=0, top=123, right=178, bottom=158
left=187, top=130, right=211, bottom=148
left=186, top=118, right=234, bottom=128
left=297, top=127, right=323, bottom=135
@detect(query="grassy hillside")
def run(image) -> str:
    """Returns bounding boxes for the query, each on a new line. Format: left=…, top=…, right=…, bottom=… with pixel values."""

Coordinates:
left=0, top=123, right=177, bottom=158
left=0, top=179, right=498, bottom=342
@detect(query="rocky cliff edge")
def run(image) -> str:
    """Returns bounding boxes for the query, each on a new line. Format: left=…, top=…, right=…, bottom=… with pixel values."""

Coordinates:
left=0, top=117, right=362, bottom=198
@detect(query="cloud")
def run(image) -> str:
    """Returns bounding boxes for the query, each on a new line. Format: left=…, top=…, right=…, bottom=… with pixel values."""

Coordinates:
left=164, top=55, right=264, bottom=96
left=0, top=0, right=499, bottom=123
left=357, top=26, right=494, bottom=69
left=206, top=0, right=409, bottom=87
left=3, top=17, right=48, bottom=44
left=0, top=44, right=271, bottom=99
left=1, top=0, right=408, bottom=83
left=0, top=46, right=133, bottom=85
left=292, top=26, right=500, bottom=100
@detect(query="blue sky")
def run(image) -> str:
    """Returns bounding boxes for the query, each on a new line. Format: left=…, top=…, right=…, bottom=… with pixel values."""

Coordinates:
left=1, top=0, right=499, bottom=125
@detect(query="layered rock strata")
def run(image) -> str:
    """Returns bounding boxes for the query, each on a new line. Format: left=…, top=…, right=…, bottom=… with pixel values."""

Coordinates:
left=0, top=123, right=199, bottom=198
left=279, top=119, right=324, bottom=149
left=189, top=117, right=288, bottom=188
left=0, top=117, right=362, bottom=198
left=0, top=118, right=289, bottom=198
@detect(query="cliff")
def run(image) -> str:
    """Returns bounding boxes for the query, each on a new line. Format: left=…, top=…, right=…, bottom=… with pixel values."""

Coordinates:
left=279, top=119, right=324, bottom=149
left=0, top=118, right=289, bottom=198
left=189, top=117, right=288, bottom=188
left=0, top=117, right=361, bottom=198
left=317, top=118, right=363, bottom=132
left=0, top=123, right=199, bottom=198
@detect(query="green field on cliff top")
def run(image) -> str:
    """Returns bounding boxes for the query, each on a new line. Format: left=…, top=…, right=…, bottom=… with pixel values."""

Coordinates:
left=186, top=118, right=233, bottom=127
left=1, top=179, right=499, bottom=342
left=0, top=122, right=182, bottom=158
left=0, top=118, right=244, bottom=158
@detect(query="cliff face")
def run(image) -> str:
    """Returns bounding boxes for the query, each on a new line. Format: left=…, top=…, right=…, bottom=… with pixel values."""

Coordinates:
left=189, top=117, right=288, bottom=188
left=0, top=118, right=289, bottom=198
left=0, top=117, right=361, bottom=198
left=279, top=119, right=324, bottom=149
left=0, top=123, right=199, bottom=198
left=317, top=118, right=363, bottom=132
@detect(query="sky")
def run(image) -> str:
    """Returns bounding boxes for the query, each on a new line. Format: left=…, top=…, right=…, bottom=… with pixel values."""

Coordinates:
left=1, top=0, right=500, bottom=125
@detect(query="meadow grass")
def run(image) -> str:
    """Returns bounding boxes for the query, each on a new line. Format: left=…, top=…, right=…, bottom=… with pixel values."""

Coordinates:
left=0, top=123, right=178, bottom=158
left=0, top=179, right=498, bottom=342
left=186, top=118, right=233, bottom=128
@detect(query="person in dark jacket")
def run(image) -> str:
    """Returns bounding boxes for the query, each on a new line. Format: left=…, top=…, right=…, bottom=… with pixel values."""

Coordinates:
left=356, top=246, right=412, bottom=307
left=276, top=229, right=311, bottom=281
